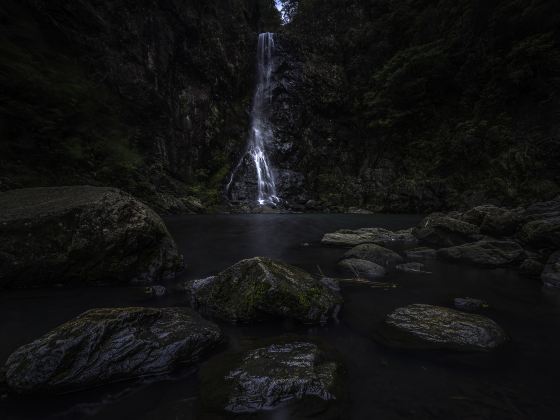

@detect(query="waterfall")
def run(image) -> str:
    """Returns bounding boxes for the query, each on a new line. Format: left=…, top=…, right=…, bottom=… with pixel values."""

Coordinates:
left=227, top=32, right=279, bottom=206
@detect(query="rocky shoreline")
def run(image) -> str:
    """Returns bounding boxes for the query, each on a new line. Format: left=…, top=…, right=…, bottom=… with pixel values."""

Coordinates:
left=1, top=186, right=559, bottom=416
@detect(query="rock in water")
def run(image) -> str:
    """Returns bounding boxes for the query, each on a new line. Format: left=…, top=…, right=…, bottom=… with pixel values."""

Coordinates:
left=462, top=205, right=523, bottom=236
left=542, top=251, right=560, bottom=288
left=404, top=247, right=437, bottom=262
left=186, top=257, right=342, bottom=324
left=376, top=304, right=507, bottom=352
left=413, top=214, right=479, bottom=248
left=437, top=240, right=525, bottom=267
left=321, top=227, right=417, bottom=249
left=454, top=297, right=488, bottom=312
left=343, top=243, right=403, bottom=268
left=224, top=342, right=337, bottom=413
left=4, top=307, right=222, bottom=394
left=0, top=186, right=182, bottom=288
left=337, top=258, right=387, bottom=279
left=396, top=262, right=430, bottom=274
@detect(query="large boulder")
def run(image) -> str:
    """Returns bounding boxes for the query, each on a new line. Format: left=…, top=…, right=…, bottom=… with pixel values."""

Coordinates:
left=541, top=251, right=560, bottom=288
left=518, top=217, right=560, bottom=249
left=437, top=240, right=525, bottom=267
left=222, top=342, right=337, bottom=413
left=342, top=243, right=403, bottom=268
left=462, top=205, right=523, bottom=236
left=4, top=307, right=222, bottom=394
left=0, top=186, right=182, bottom=288
left=321, top=227, right=417, bottom=249
left=337, top=258, right=386, bottom=279
left=376, top=304, right=507, bottom=352
left=186, top=257, right=342, bottom=324
left=413, top=213, right=479, bottom=248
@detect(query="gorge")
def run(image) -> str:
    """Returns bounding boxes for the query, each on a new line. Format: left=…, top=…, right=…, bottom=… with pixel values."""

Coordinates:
left=1, top=1, right=560, bottom=419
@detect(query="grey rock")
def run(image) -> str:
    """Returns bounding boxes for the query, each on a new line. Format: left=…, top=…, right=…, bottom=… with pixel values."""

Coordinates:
left=542, top=251, right=560, bottom=288
left=225, top=342, right=337, bottom=413
left=337, top=258, right=386, bottom=279
left=453, top=298, right=488, bottom=312
left=462, top=205, right=523, bottom=236
left=343, top=243, right=403, bottom=268
left=377, top=304, right=507, bottom=352
left=186, top=257, right=342, bottom=324
left=437, top=240, right=525, bottom=267
left=321, top=227, right=417, bottom=249
left=518, top=217, right=560, bottom=249
left=414, top=213, right=479, bottom=248
left=5, top=307, right=222, bottom=394
left=404, top=247, right=438, bottom=262
left=0, top=186, right=182, bottom=288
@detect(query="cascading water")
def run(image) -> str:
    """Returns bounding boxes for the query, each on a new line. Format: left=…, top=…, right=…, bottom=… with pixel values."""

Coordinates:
left=227, top=32, right=280, bottom=206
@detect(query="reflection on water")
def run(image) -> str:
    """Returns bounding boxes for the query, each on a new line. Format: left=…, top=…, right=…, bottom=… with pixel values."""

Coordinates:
left=1, top=214, right=559, bottom=419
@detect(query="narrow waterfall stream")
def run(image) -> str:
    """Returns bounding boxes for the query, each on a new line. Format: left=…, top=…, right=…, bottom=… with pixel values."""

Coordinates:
left=227, top=32, right=279, bottom=206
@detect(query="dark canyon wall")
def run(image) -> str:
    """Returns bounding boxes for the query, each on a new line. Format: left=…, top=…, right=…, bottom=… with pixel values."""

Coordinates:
left=0, top=0, right=279, bottom=212
left=270, top=0, right=560, bottom=212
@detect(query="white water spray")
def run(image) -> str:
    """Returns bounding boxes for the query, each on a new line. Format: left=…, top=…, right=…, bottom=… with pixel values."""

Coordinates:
left=227, top=33, right=279, bottom=206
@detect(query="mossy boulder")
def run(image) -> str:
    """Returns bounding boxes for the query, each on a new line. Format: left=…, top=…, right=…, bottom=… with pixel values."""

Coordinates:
left=186, top=257, right=342, bottom=324
left=343, top=243, right=403, bottom=268
left=0, top=186, right=183, bottom=288
left=337, top=258, right=386, bottom=279
left=414, top=213, right=480, bottom=248
left=437, top=240, right=525, bottom=267
left=375, top=304, right=507, bottom=352
left=4, top=307, right=222, bottom=394
left=223, top=342, right=337, bottom=413
left=321, top=227, right=417, bottom=249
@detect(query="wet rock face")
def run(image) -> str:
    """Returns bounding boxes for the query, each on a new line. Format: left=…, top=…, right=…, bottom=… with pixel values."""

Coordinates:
left=224, top=342, right=337, bottom=413
left=322, top=227, right=417, bottom=249
left=343, top=243, right=403, bottom=268
left=337, top=258, right=386, bottom=279
left=437, top=240, right=525, bottom=267
left=186, top=257, right=342, bottom=324
left=414, top=214, right=480, bottom=248
left=542, top=251, right=560, bottom=288
left=377, top=304, right=507, bottom=352
left=0, top=186, right=182, bottom=288
left=4, top=307, right=222, bottom=394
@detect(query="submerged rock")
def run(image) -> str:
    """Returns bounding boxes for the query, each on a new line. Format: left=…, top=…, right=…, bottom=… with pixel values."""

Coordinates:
left=223, top=342, right=337, bottom=413
left=454, top=298, right=488, bottom=312
left=404, top=247, right=438, bottom=262
left=321, top=227, right=417, bottom=249
left=5, top=307, right=222, bottom=394
left=376, top=304, right=507, bottom=352
left=0, top=186, right=182, bottom=288
left=343, top=243, right=403, bottom=268
left=414, top=214, right=479, bottom=248
left=396, top=262, right=430, bottom=274
left=437, top=240, right=525, bottom=267
left=337, top=258, right=386, bottom=279
left=186, top=257, right=342, bottom=324
left=541, top=251, right=560, bottom=288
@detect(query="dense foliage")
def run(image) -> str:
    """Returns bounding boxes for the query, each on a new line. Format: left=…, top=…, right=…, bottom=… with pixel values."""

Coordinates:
left=280, top=0, right=560, bottom=208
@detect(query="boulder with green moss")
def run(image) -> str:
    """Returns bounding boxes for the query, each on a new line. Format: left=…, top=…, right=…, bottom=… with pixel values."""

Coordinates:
left=0, top=186, right=183, bottom=288
left=375, top=304, right=507, bottom=352
left=4, top=307, right=222, bottom=394
left=186, top=257, right=342, bottom=324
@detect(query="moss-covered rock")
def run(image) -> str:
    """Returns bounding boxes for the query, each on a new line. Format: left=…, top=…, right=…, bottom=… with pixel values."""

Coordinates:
left=375, top=304, right=507, bottom=352
left=4, top=307, right=222, bottom=394
left=342, top=243, right=403, bottom=268
left=0, top=186, right=182, bottom=288
left=437, top=240, right=525, bottom=267
left=186, top=257, right=342, bottom=324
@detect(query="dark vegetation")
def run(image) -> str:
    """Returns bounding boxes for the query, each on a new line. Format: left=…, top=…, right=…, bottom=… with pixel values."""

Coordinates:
left=277, top=0, right=560, bottom=209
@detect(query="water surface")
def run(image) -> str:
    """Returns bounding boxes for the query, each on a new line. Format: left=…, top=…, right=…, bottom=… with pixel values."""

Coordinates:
left=1, top=214, right=559, bottom=419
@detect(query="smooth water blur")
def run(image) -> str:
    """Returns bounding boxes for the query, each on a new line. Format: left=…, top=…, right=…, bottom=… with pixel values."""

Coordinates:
left=1, top=214, right=560, bottom=419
